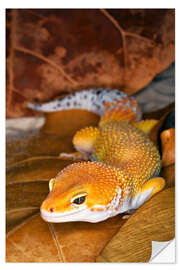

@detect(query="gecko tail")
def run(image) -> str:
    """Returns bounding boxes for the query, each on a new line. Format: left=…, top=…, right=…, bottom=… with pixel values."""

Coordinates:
left=27, top=89, right=142, bottom=121
left=27, top=89, right=105, bottom=113
left=27, top=97, right=79, bottom=113
left=27, top=103, right=44, bottom=111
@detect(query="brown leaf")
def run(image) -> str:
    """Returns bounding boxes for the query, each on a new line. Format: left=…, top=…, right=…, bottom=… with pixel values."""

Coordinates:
left=6, top=9, right=174, bottom=117
left=6, top=103, right=175, bottom=262
left=6, top=157, right=76, bottom=184
left=6, top=214, right=61, bottom=262
left=160, top=128, right=175, bottom=188
left=96, top=187, right=175, bottom=262
left=6, top=132, right=73, bottom=167
left=6, top=213, right=125, bottom=262
left=143, top=102, right=175, bottom=120
left=161, top=128, right=175, bottom=167
left=6, top=110, right=100, bottom=166
left=42, top=109, right=100, bottom=135
left=6, top=181, right=48, bottom=211
left=161, top=164, right=175, bottom=188
left=6, top=181, right=49, bottom=232
left=7, top=208, right=39, bottom=234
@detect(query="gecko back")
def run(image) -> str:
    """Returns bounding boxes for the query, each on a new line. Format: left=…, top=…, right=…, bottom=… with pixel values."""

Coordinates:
left=93, top=121, right=161, bottom=182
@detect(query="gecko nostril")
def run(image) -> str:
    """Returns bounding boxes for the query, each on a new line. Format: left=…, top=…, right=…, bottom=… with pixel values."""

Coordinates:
left=49, top=207, right=54, bottom=213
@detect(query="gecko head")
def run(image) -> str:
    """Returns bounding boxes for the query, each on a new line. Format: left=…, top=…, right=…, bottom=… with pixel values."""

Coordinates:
left=40, top=162, right=119, bottom=223
left=72, top=127, right=100, bottom=155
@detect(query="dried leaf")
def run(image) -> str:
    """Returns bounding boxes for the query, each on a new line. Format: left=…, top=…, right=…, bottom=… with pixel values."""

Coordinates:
left=7, top=208, right=39, bottom=234
left=143, top=102, right=175, bottom=120
left=6, top=181, right=49, bottom=211
left=161, top=128, right=175, bottom=167
left=160, top=128, right=175, bottom=188
left=6, top=110, right=100, bottom=166
left=6, top=132, right=73, bottom=167
left=6, top=213, right=125, bottom=262
left=96, top=187, right=175, bottom=262
left=6, top=181, right=49, bottom=232
left=6, top=9, right=175, bottom=117
left=161, top=164, right=175, bottom=188
left=6, top=103, right=175, bottom=262
left=42, top=110, right=100, bottom=134
left=6, top=214, right=61, bottom=262
left=6, top=157, right=76, bottom=184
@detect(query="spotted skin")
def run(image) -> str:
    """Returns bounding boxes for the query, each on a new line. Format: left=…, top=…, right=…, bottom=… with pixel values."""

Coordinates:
left=93, top=122, right=161, bottom=180
left=37, top=89, right=165, bottom=223
left=28, top=88, right=141, bottom=120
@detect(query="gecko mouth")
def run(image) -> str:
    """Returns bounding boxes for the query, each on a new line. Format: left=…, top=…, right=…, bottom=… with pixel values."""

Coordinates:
left=41, top=207, right=89, bottom=223
left=40, top=206, right=109, bottom=223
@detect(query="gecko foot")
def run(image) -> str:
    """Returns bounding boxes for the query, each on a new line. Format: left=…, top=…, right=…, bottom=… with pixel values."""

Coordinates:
left=59, top=152, right=89, bottom=161
left=122, top=214, right=131, bottom=219
left=122, top=209, right=136, bottom=219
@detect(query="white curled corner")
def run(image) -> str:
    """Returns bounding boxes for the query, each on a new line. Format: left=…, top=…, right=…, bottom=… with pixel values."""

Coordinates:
left=150, top=239, right=175, bottom=262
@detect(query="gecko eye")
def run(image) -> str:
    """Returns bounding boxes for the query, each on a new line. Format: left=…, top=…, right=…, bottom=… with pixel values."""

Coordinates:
left=73, top=196, right=86, bottom=205
left=71, top=193, right=87, bottom=205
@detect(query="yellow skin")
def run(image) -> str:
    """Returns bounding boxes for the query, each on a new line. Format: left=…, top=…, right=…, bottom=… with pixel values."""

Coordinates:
left=41, top=102, right=165, bottom=223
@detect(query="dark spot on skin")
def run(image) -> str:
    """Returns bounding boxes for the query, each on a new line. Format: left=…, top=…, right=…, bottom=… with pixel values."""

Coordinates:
left=91, top=96, right=95, bottom=101
left=94, top=104, right=101, bottom=111
left=96, top=90, right=102, bottom=95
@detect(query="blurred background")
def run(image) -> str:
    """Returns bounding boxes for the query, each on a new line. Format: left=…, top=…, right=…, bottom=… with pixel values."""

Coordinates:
left=6, top=9, right=175, bottom=118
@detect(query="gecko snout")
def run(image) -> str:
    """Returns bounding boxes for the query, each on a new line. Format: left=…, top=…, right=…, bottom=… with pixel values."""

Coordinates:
left=40, top=198, right=56, bottom=213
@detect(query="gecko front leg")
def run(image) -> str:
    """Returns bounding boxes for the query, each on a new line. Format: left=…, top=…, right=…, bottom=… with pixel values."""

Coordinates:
left=122, top=177, right=165, bottom=219
left=59, top=126, right=100, bottom=161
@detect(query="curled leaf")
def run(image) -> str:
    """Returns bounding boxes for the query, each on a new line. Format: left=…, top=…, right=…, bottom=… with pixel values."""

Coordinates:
left=96, top=187, right=175, bottom=262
